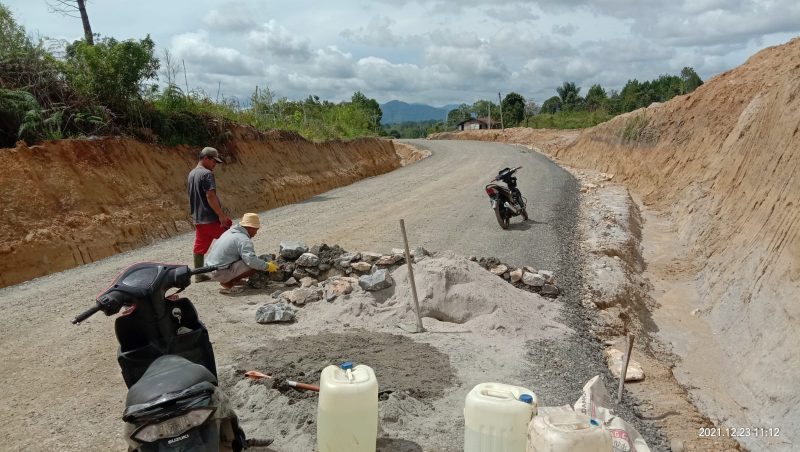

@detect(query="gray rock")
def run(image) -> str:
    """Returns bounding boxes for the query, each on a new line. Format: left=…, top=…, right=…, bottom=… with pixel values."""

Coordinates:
left=296, top=253, right=320, bottom=267
left=358, top=269, right=394, bottom=291
left=305, top=266, right=320, bottom=276
left=360, top=252, right=382, bottom=263
left=324, top=278, right=353, bottom=302
left=541, top=283, right=560, bottom=297
left=335, top=252, right=361, bottom=269
left=510, top=268, right=524, bottom=283
left=413, top=246, right=429, bottom=263
left=522, top=272, right=546, bottom=287
left=292, top=268, right=309, bottom=279
left=350, top=261, right=372, bottom=272
left=281, top=288, right=323, bottom=305
left=538, top=270, right=555, bottom=283
left=285, top=277, right=298, bottom=286
left=255, top=303, right=295, bottom=323
left=299, top=276, right=317, bottom=288
left=279, top=241, right=308, bottom=260
left=319, top=263, right=331, bottom=271
left=247, top=271, right=270, bottom=289
left=490, top=264, right=508, bottom=276
left=376, top=254, right=403, bottom=266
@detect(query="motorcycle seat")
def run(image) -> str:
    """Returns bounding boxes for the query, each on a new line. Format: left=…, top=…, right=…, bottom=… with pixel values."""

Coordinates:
left=125, top=354, right=217, bottom=407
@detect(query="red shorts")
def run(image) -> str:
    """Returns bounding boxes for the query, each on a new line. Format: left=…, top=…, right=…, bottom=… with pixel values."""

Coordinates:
left=193, top=222, right=229, bottom=254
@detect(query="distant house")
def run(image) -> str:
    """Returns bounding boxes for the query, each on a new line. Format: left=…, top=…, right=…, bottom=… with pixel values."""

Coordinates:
left=455, top=117, right=500, bottom=130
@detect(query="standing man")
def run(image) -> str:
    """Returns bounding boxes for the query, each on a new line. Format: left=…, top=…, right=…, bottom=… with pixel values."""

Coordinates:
left=188, top=146, right=232, bottom=282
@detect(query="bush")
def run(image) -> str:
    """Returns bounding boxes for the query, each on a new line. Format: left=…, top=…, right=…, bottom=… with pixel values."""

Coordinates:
left=526, top=110, right=613, bottom=129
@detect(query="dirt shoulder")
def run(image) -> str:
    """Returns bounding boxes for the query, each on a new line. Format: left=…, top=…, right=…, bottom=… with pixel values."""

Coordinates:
left=0, top=131, right=415, bottom=288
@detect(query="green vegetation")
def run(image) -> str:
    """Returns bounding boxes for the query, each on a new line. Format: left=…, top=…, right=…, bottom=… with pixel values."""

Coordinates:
left=439, top=69, right=703, bottom=132
left=0, top=4, right=383, bottom=147
left=526, top=110, right=614, bottom=129
left=383, top=120, right=439, bottom=139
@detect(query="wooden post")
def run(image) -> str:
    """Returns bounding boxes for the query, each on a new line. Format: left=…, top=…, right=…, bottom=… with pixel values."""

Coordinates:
left=617, top=334, right=635, bottom=403
left=400, top=219, right=425, bottom=333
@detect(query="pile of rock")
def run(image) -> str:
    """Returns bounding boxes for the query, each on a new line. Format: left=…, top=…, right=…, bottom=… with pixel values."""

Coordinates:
left=471, top=256, right=561, bottom=298
left=249, top=243, right=561, bottom=323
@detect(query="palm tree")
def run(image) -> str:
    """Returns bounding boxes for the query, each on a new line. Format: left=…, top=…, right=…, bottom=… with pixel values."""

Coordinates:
left=556, top=82, right=583, bottom=111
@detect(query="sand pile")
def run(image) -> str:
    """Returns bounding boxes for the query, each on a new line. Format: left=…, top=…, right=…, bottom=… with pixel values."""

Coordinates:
left=221, top=252, right=570, bottom=451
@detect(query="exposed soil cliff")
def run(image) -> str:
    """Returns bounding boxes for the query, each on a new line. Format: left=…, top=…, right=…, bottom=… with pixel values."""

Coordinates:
left=430, top=38, right=800, bottom=446
left=0, top=128, right=414, bottom=288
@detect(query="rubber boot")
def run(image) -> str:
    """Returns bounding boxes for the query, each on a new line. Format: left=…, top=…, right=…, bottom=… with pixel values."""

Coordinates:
left=193, top=253, right=210, bottom=282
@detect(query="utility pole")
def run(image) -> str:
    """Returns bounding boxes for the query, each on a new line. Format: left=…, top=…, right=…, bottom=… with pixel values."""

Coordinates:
left=498, top=92, right=504, bottom=130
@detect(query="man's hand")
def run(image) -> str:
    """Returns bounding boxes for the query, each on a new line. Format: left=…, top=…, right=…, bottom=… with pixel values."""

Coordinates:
left=219, top=214, right=232, bottom=228
left=265, top=261, right=279, bottom=273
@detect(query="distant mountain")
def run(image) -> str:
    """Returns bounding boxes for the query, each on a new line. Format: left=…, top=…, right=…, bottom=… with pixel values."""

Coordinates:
left=380, top=100, right=458, bottom=125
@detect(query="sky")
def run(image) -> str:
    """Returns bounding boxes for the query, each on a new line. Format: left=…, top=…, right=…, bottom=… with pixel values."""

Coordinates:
left=5, top=0, right=800, bottom=107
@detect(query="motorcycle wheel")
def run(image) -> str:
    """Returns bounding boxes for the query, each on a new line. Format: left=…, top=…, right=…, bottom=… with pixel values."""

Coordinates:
left=521, top=208, right=529, bottom=220
left=494, top=204, right=509, bottom=229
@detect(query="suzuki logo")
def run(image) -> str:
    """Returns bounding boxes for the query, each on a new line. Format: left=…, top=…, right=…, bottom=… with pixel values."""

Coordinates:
left=167, top=434, right=190, bottom=445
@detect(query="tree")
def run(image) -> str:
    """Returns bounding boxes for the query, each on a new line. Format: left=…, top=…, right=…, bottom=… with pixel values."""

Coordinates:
left=446, top=103, right=472, bottom=128
left=501, top=92, right=525, bottom=127
left=540, top=96, right=562, bottom=114
left=680, top=67, right=703, bottom=93
left=524, top=99, right=539, bottom=117
left=48, top=0, right=94, bottom=45
left=63, top=35, right=159, bottom=112
left=350, top=91, right=382, bottom=131
left=584, top=84, right=608, bottom=112
left=556, top=81, right=583, bottom=111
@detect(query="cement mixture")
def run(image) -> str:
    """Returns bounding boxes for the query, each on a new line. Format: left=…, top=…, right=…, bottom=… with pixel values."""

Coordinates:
left=219, top=252, right=570, bottom=451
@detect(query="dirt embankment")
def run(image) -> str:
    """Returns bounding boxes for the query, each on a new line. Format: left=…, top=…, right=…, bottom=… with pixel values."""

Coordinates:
left=433, top=38, right=800, bottom=445
left=0, top=128, right=419, bottom=288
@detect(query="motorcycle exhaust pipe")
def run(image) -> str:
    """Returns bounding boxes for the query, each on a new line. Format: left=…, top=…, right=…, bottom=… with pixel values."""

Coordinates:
left=504, top=202, right=519, bottom=214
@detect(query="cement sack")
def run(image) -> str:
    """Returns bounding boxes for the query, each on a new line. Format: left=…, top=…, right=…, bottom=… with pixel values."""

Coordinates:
left=573, top=375, right=651, bottom=452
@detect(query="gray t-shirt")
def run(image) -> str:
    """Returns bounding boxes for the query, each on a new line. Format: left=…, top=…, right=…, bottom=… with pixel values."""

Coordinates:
left=187, top=167, right=221, bottom=224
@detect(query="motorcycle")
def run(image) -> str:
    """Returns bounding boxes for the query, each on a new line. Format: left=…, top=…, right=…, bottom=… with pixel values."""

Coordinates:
left=72, top=262, right=269, bottom=451
left=485, top=166, right=528, bottom=229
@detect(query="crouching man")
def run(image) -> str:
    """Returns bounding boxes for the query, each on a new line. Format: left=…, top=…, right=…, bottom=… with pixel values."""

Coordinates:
left=206, top=213, right=278, bottom=294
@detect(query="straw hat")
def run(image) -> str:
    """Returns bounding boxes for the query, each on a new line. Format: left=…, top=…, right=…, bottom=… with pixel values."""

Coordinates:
left=240, top=213, right=261, bottom=229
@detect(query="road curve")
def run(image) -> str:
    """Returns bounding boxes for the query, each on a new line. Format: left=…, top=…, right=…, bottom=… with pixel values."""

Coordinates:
left=263, top=138, right=581, bottom=271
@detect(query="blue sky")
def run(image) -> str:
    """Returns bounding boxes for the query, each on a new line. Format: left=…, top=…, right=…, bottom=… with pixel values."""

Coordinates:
left=5, top=0, right=799, bottom=106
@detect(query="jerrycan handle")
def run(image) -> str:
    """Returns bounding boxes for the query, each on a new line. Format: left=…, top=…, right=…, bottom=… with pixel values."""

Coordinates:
left=481, top=388, right=515, bottom=400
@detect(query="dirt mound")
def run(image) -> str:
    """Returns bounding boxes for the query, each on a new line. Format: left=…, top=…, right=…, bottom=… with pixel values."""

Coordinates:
left=0, top=135, right=422, bottom=288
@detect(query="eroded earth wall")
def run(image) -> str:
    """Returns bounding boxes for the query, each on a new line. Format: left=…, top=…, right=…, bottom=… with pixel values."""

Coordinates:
left=1, top=128, right=404, bottom=287
left=438, top=39, right=799, bottom=434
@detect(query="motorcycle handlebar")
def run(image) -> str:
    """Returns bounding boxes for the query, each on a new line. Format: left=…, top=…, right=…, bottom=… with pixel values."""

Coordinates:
left=72, top=303, right=101, bottom=325
left=190, top=265, right=219, bottom=275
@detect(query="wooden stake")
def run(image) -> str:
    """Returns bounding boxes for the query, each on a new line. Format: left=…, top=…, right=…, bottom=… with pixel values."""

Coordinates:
left=400, top=219, right=425, bottom=333
left=617, top=334, right=635, bottom=403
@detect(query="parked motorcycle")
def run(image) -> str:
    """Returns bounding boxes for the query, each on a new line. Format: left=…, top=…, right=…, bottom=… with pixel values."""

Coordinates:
left=72, top=262, right=268, bottom=451
left=485, top=166, right=528, bottom=229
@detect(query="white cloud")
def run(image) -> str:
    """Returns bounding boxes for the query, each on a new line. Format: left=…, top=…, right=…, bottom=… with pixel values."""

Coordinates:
left=340, top=16, right=410, bottom=48
left=170, top=32, right=262, bottom=77
left=202, top=2, right=260, bottom=33
left=247, top=20, right=312, bottom=61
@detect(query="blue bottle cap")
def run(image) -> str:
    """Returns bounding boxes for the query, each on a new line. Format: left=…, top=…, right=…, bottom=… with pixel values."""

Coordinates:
left=341, top=361, right=354, bottom=370
left=590, top=418, right=600, bottom=426
left=519, top=394, right=534, bottom=404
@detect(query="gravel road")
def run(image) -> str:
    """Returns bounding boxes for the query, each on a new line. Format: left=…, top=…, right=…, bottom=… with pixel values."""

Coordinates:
left=0, top=139, right=662, bottom=450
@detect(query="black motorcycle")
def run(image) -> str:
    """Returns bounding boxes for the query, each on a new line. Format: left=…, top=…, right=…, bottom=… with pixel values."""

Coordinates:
left=72, top=262, right=268, bottom=451
left=485, top=166, right=528, bottom=229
